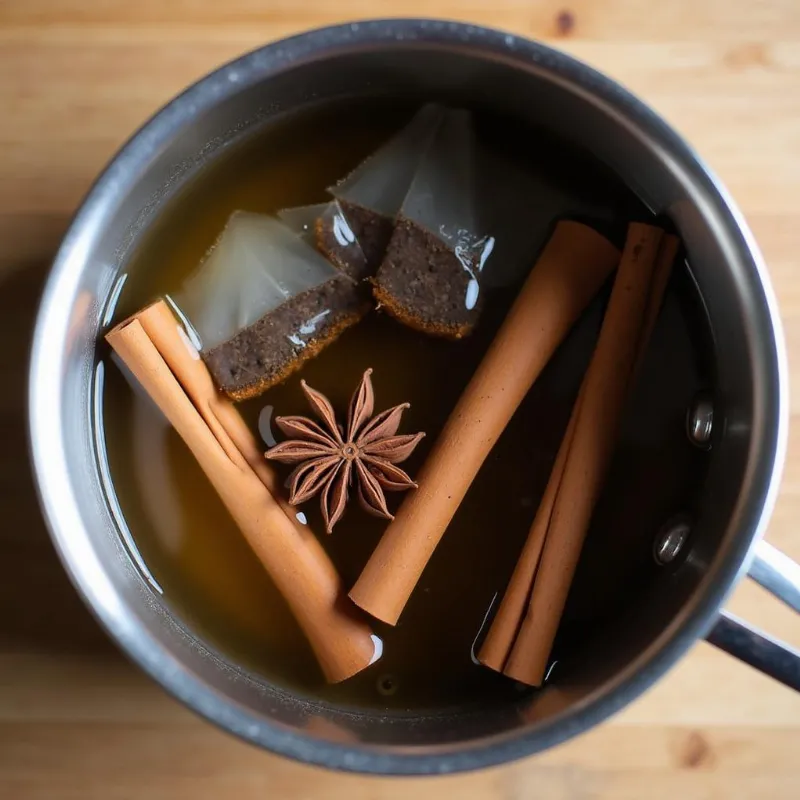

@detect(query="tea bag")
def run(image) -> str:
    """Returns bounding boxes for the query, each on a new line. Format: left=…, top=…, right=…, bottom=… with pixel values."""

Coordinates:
left=473, top=150, right=562, bottom=290
left=172, top=211, right=369, bottom=400
left=475, top=148, right=635, bottom=289
left=327, top=103, right=444, bottom=274
left=373, top=108, right=495, bottom=338
left=279, top=202, right=371, bottom=281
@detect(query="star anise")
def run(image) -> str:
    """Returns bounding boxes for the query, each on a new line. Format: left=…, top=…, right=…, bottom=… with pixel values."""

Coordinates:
left=265, top=369, right=425, bottom=532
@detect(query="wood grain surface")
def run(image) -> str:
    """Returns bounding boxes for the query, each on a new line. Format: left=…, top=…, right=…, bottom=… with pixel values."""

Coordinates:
left=2, top=2, right=800, bottom=798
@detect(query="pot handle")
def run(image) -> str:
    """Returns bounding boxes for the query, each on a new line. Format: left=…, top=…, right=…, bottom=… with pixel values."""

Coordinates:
left=705, top=540, right=800, bottom=691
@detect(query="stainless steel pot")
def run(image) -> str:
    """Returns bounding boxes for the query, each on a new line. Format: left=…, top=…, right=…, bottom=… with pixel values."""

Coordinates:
left=28, top=19, right=800, bottom=775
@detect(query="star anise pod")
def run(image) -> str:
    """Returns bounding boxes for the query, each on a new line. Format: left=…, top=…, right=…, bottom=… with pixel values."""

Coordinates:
left=265, top=369, right=425, bottom=533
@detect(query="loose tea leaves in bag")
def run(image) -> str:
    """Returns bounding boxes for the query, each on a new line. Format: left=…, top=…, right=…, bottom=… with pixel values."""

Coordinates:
left=373, top=108, right=496, bottom=338
left=173, top=211, right=368, bottom=399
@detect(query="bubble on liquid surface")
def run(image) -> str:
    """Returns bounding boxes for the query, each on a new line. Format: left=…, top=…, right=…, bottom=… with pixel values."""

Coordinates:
left=377, top=674, right=399, bottom=696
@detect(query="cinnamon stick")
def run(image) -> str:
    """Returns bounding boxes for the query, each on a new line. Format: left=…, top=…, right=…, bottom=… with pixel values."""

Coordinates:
left=479, top=232, right=679, bottom=674
left=136, top=301, right=287, bottom=502
left=349, top=221, right=621, bottom=625
left=106, top=306, right=377, bottom=683
left=477, top=390, right=583, bottom=671
left=637, top=235, right=679, bottom=367
left=502, top=225, right=676, bottom=686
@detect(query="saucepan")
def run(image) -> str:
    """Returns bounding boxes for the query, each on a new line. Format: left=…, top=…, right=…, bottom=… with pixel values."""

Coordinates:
left=28, top=19, right=800, bottom=774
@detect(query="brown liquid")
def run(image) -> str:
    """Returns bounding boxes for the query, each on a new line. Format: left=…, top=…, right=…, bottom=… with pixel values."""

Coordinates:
left=99, top=99, right=709, bottom=712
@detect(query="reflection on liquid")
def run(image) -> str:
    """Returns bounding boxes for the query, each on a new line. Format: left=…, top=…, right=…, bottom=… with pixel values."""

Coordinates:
left=288, top=309, right=332, bottom=348
left=331, top=209, right=356, bottom=246
left=101, top=273, right=128, bottom=327
left=257, top=404, right=276, bottom=446
left=65, top=289, right=95, bottom=356
left=470, top=592, right=499, bottom=666
left=93, top=360, right=163, bottom=593
left=369, top=633, right=384, bottom=666
left=165, top=293, right=202, bottom=351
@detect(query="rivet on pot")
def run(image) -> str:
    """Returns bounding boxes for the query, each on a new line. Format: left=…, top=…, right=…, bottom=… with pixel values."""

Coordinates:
left=686, top=392, right=713, bottom=449
left=653, top=519, right=691, bottom=566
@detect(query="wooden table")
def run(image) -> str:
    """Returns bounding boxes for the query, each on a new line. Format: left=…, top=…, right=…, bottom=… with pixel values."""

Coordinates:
left=2, top=2, right=799, bottom=797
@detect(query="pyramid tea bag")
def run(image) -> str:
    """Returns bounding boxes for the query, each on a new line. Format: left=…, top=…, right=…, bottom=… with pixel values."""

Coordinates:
left=327, top=103, right=444, bottom=274
left=475, top=148, right=634, bottom=290
left=373, top=108, right=496, bottom=339
left=279, top=201, right=371, bottom=281
left=473, top=150, right=561, bottom=291
left=173, top=211, right=369, bottom=400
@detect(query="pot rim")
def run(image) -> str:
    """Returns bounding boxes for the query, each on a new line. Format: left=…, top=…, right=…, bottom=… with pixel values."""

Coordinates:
left=28, top=18, right=789, bottom=774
